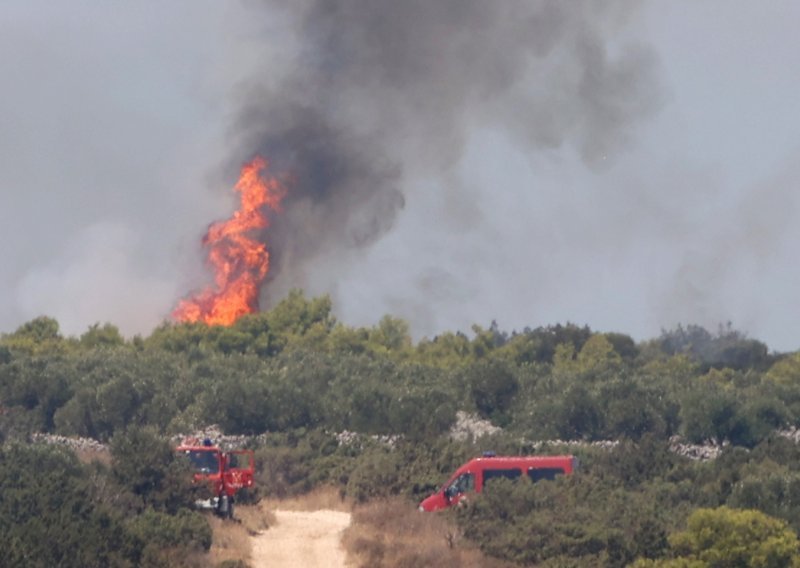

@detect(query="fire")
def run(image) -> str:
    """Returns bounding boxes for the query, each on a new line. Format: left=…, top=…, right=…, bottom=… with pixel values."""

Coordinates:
left=172, top=156, right=286, bottom=326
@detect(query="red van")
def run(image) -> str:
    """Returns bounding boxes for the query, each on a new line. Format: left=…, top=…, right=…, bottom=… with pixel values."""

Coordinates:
left=418, top=454, right=577, bottom=512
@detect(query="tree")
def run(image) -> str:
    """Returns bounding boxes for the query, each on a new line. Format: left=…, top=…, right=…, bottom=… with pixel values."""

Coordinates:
left=326, top=324, right=370, bottom=355
left=577, top=334, right=623, bottom=373
left=470, top=322, right=507, bottom=359
left=605, top=332, right=640, bottom=360
left=80, top=323, right=125, bottom=349
left=415, top=331, right=473, bottom=368
left=725, top=460, right=800, bottom=532
left=664, top=507, right=800, bottom=568
left=0, top=444, right=132, bottom=567
left=1, top=316, right=69, bottom=355
left=266, top=290, right=335, bottom=350
left=11, top=316, right=62, bottom=342
left=599, top=379, right=670, bottom=440
left=463, top=360, right=519, bottom=425
left=680, top=380, right=753, bottom=446
left=368, top=315, right=412, bottom=355
left=110, top=426, right=196, bottom=514
left=555, top=383, right=603, bottom=439
left=1, top=354, right=75, bottom=432
left=764, top=352, right=800, bottom=386
left=657, top=324, right=770, bottom=371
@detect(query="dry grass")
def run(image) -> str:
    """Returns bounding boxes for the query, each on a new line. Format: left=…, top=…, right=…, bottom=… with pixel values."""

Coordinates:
left=260, top=485, right=351, bottom=512
left=342, top=498, right=513, bottom=568
left=207, top=502, right=276, bottom=566
left=238, top=501, right=277, bottom=533
left=207, top=514, right=252, bottom=566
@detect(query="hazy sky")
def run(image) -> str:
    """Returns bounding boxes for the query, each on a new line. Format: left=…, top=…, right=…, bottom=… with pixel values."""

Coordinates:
left=1, top=2, right=799, bottom=351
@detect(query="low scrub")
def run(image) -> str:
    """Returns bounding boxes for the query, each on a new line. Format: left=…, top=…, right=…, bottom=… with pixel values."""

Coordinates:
left=342, top=498, right=511, bottom=568
left=0, top=442, right=213, bottom=567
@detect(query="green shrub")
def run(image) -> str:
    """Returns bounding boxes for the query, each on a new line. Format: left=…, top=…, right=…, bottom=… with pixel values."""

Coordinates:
left=0, top=444, right=131, bottom=567
left=457, top=467, right=671, bottom=566
left=110, top=426, right=197, bottom=513
left=346, top=448, right=403, bottom=502
left=126, top=508, right=212, bottom=554
left=665, top=507, right=800, bottom=567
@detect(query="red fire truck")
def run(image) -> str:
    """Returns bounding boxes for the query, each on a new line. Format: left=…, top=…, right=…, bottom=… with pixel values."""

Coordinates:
left=176, top=438, right=255, bottom=519
left=419, top=453, right=577, bottom=512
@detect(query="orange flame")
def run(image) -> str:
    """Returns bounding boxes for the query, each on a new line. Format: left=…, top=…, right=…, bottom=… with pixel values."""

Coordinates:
left=172, top=157, right=286, bottom=326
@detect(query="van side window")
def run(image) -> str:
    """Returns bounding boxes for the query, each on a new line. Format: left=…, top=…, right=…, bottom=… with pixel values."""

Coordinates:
left=446, top=473, right=475, bottom=496
left=483, top=469, right=522, bottom=485
left=528, top=467, right=565, bottom=482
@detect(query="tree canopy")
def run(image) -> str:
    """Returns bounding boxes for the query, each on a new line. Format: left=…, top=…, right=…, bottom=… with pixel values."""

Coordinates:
left=2, top=290, right=800, bottom=566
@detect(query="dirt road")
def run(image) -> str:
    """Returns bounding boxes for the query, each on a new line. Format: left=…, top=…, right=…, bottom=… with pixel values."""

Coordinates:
left=250, top=509, right=352, bottom=568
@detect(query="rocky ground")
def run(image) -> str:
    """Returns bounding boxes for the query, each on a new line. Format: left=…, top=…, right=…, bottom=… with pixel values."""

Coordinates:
left=27, top=416, right=765, bottom=462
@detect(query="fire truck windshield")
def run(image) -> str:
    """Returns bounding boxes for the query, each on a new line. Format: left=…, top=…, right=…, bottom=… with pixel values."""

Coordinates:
left=185, top=450, right=220, bottom=474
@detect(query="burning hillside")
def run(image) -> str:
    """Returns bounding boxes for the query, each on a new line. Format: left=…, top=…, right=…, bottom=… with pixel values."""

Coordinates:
left=172, top=157, right=286, bottom=326
left=169, top=2, right=660, bottom=333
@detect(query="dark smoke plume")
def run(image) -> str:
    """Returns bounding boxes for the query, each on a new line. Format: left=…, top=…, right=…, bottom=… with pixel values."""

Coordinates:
left=232, top=0, right=661, bottom=302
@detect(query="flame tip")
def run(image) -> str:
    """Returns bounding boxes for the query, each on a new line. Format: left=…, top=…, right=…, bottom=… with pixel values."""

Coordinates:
left=172, top=156, right=286, bottom=327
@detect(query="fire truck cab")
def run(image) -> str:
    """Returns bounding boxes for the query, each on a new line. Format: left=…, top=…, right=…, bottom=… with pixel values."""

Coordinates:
left=419, top=454, right=577, bottom=512
left=176, top=438, right=255, bottom=518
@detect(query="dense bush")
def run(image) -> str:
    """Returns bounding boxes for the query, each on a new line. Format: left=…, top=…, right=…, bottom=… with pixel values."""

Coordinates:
left=0, top=444, right=130, bottom=567
left=1, top=297, right=794, bottom=450
left=633, top=507, right=800, bottom=567
left=126, top=508, right=212, bottom=565
left=0, top=443, right=210, bottom=568
left=456, top=445, right=677, bottom=567
left=2, top=293, right=800, bottom=566
left=110, top=426, right=198, bottom=513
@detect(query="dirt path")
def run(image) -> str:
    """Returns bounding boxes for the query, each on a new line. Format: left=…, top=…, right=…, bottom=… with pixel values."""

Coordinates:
left=250, top=509, right=352, bottom=568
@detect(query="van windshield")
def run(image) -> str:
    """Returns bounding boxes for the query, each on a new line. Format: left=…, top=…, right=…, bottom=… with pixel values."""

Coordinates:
left=445, top=473, right=474, bottom=496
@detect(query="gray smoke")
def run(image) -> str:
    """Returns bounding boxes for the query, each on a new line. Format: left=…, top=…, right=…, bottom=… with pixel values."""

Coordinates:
left=6, top=2, right=800, bottom=350
left=231, top=0, right=661, bottom=304
left=658, top=160, right=800, bottom=338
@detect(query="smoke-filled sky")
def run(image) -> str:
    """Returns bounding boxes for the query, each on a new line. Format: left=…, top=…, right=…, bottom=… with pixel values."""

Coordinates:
left=1, top=1, right=799, bottom=351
